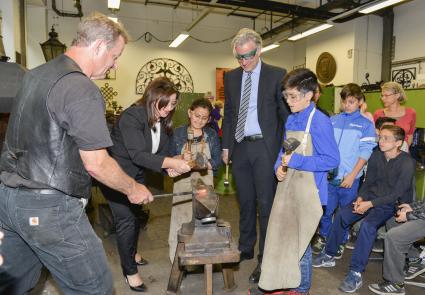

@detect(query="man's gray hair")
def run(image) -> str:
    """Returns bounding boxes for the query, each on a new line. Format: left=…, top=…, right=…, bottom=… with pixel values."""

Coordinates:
left=71, top=12, right=129, bottom=48
left=231, top=28, right=262, bottom=56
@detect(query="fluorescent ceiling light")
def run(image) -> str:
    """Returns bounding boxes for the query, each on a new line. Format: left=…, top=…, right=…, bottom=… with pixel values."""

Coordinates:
left=261, top=42, right=280, bottom=53
left=108, top=0, right=121, bottom=10
left=169, top=32, right=190, bottom=48
left=359, top=0, right=405, bottom=14
left=288, top=23, right=333, bottom=41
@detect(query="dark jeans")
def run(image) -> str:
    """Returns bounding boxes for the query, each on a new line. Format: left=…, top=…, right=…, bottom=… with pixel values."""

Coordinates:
left=294, top=245, right=312, bottom=293
left=232, top=139, right=277, bottom=260
left=0, top=184, right=113, bottom=294
left=99, top=184, right=141, bottom=276
left=319, top=179, right=360, bottom=239
left=325, top=203, right=395, bottom=273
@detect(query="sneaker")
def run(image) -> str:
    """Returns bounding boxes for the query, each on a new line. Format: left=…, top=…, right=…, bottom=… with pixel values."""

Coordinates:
left=312, top=252, right=335, bottom=268
left=345, top=241, right=355, bottom=250
left=405, top=260, right=425, bottom=279
left=368, top=281, right=405, bottom=295
left=335, top=245, right=345, bottom=260
left=338, top=270, right=362, bottom=293
left=372, top=239, right=384, bottom=253
left=311, top=235, right=326, bottom=254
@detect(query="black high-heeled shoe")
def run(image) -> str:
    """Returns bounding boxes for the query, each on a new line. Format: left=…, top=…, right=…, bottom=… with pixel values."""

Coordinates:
left=124, top=275, right=147, bottom=292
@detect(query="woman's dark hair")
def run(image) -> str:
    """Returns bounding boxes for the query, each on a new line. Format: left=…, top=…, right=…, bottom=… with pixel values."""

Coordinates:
left=375, top=116, right=396, bottom=130
left=380, top=125, right=405, bottom=143
left=282, top=68, right=318, bottom=95
left=135, top=77, right=179, bottom=135
left=189, top=98, right=213, bottom=114
left=340, top=83, right=363, bottom=101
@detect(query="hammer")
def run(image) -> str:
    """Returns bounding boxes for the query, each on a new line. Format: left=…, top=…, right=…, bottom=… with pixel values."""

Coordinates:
left=223, top=164, right=230, bottom=187
left=281, top=138, right=301, bottom=172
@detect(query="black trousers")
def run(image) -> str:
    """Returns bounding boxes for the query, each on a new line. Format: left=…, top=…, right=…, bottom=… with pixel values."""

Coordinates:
left=99, top=184, right=141, bottom=276
left=232, top=139, right=277, bottom=261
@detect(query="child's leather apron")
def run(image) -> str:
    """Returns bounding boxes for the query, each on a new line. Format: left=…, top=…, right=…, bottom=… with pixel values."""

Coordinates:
left=259, top=108, right=323, bottom=290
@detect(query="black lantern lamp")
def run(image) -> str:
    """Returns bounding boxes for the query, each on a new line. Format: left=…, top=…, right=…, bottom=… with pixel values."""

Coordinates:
left=40, top=26, right=66, bottom=62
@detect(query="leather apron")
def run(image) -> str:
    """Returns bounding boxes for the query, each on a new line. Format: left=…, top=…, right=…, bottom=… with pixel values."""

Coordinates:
left=259, top=108, right=323, bottom=290
left=168, top=136, right=214, bottom=262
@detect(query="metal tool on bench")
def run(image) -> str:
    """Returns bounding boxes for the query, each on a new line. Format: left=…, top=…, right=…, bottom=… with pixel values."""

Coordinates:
left=167, top=178, right=239, bottom=295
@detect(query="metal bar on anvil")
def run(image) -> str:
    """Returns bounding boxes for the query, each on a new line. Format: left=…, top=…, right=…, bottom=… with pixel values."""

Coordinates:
left=152, top=191, right=192, bottom=198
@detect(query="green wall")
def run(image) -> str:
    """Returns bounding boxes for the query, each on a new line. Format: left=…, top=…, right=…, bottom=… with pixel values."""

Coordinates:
left=364, top=88, right=425, bottom=128
left=317, top=86, right=335, bottom=115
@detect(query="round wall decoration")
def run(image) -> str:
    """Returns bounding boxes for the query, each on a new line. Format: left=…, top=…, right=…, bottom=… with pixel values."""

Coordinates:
left=316, top=52, right=337, bottom=84
left=136, top=58, right=194, bottom=95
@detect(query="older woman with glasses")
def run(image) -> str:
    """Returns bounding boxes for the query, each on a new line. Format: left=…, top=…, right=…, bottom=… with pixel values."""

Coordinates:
left=373, top=82, right=416, bottom=146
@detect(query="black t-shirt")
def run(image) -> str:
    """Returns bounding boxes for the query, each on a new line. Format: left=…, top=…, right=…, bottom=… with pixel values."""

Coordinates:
left=1, top=73, right=113, bottom=188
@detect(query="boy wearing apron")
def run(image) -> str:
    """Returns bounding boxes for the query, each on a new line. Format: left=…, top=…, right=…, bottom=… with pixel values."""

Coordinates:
left=252, top=69, right=339, bottom=295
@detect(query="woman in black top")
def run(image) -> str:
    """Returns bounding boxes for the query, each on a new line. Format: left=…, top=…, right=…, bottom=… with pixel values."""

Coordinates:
left=100, top=77, right=190, bottom=292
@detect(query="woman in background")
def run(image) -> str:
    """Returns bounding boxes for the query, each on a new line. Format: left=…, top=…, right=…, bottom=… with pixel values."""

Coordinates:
left=168, top=98, right=221, bottom=262
left=100, top=77, right=191, bottom=292
left=373, top=82, right=416, bottom=146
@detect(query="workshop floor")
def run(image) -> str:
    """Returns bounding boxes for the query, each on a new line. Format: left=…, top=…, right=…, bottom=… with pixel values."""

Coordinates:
left=31, top=188, right=424, bottom=295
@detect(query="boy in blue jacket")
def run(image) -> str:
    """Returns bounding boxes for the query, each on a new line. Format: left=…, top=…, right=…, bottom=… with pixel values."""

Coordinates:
left=313, top=83, right=376, bottom=255
left=252, top=69, right=339, bottom=295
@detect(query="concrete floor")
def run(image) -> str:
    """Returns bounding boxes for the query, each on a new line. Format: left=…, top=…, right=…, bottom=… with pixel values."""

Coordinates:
left=32, top=188, right=424, bottom=295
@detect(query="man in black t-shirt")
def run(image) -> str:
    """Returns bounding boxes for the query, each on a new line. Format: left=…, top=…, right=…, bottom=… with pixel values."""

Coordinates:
left=0, top=13, right=152, bottom=294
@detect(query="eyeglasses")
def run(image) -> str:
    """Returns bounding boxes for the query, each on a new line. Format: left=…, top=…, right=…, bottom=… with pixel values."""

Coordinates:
left=282, top=91, right=305, bottom=102
left=235, top=48, right=258, bottom=61
left=381, top=93, right=396, bottom=98
left=378, top=135, right=397, bottom=142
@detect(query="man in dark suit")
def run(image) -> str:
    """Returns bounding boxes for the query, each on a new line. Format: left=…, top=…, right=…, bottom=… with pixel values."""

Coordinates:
left=221, top=28, right=289, bottom=283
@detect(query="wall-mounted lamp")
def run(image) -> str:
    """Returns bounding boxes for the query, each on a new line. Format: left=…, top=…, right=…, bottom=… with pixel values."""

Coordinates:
left=108, top=0, right=121, bottom=10
left=107, top=0, right=121, bottom=22
left=40, top=26, right=67, bottom=62
left=359, top=0, right=405, bottom=14
left=169, top=32, right=190, bottom=48
left=261, top=42, right=280, bottom=53
left=288, top=23, right=334, bottom=41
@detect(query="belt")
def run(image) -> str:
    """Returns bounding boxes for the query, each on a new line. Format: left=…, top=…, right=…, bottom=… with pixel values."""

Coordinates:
left=19, top=187, right=60, bottom=195
left=244, top=134, right=263, bottom=142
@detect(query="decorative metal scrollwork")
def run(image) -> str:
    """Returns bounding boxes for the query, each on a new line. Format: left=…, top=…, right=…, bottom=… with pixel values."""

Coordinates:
left=99, top=83, right=122, bottom=115
left=392, top=68, right=416, bottom=88
left=136, top=58, right=194, bottom=95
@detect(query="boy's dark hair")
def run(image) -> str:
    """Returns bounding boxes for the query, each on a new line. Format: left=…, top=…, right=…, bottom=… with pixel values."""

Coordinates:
left=340, top=83, right=363, bottom=101
left=380, top=125, right=405, bottom=142
left=375, top=116, right=396, bottom=129
left=190, top=98, right=213, bottom=114
left=282, top=68, right=318, bottom=95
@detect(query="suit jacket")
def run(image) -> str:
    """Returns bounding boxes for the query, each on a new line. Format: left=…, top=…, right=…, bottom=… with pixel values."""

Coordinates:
left=108, top=105, right=169, bottom=183
left=222, top=62, right=289, bottom=159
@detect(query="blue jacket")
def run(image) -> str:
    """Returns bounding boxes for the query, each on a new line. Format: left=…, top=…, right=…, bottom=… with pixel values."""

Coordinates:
left=169, top=125, right=222, bottom=174
left=331, top=110, right=376, bottom=180
left=274, top=103, right=340, bottom=205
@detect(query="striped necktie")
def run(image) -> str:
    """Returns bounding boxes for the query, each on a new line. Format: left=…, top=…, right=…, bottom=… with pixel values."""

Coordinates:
left=235, top=71, right=252, bottom=143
